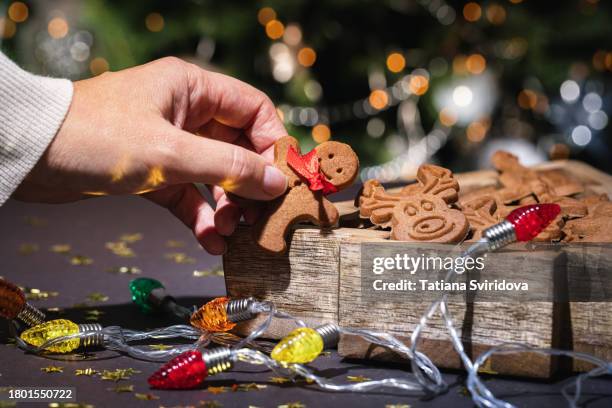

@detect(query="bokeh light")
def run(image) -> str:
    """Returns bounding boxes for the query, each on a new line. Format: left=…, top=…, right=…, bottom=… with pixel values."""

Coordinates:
left=466, top=54, right=486, bottom=74
left=90, top=57, right=109, bottom=76
left=386, top=52, right=406, bottom=73
left=283, top=24, right=302, bottom=46
left=257, top=7, right=277, bottom=26
left=8, top=2, right=29, bottom=23
left=145, top=12, right=164, bottom=32
left=571, top=125, right=591, bottom=146
left=369, top=90, right=389, bottom=110
left=467, top=120, right=488, bottom=143
left=312, top=124, right=331, bottom=143
left=48, top=17, right=69, bottom=39
left=486, top=4, right=507, bottom=25
left=409, top=75, right=429, bottom=95
left=367, top=118, right=386, bottom=138
left=453, top=86, right=473, bottom=107
left=297, top=47, right=316, bottom=67
left=265, top=20, right=285, bottom=40
left=0, top=17, right=17, bottom=39
left=439, top=108, right=458, bottom=127
left=560, top=80, right=580, bottom=103
left=463, top=3, right=482, bottom=22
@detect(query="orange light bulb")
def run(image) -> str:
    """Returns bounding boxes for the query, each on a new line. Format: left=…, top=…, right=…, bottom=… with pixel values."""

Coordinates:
left=190, top=297, right=235, bottom=332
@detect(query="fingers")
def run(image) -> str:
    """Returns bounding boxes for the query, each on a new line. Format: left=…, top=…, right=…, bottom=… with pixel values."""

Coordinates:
left=208, top=185, right=241, bottom=237
left=165, top=127, right=287, bottom=200
left=144, top=184, right=226, bottom=255
left=184, top=66, right=287, bottom=154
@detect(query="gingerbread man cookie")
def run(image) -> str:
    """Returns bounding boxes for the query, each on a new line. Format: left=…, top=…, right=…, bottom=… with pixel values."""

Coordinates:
left=253, top=136, right=359, bottom=253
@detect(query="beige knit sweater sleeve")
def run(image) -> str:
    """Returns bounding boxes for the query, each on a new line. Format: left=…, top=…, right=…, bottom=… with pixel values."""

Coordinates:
left=0, top=52, right=73, bottom=205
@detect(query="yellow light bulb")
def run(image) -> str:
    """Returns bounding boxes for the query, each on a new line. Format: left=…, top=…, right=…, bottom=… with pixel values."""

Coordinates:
left=190, top=297, right=234, bottom=332
left=20, top=319, right=80, bottom=353
left=271, top=327, right=324, bottom=364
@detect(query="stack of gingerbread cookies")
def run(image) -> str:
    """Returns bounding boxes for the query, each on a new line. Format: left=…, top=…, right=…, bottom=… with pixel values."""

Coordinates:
left=360, top=150, right=612, bottom=243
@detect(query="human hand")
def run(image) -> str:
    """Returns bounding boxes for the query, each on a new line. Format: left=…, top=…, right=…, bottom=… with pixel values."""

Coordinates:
left=14, top=57, right=288, bottom=254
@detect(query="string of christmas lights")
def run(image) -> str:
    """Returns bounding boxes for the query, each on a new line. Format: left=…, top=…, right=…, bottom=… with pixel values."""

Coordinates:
left=4, top=204, right=612, bottom=406
left=15, top=319, right=203, bottom=361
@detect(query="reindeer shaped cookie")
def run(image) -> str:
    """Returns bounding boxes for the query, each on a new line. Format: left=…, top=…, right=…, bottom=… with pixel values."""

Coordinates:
left=360, top=165, right=468, bottom=243
left=253, top=136, right=359, bottom=254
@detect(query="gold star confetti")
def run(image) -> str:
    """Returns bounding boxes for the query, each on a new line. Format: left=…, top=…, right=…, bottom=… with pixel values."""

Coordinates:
left=18, top=243, right=39, bottom=255
left=86, top=292, right=108, bottom=303
left=105, top=266, right=141, bottom=275
left=206, top=386, right=228, bottom=395
left=41, top=365, right=63, bottom=373
left=278, top=403, right=306, bottom=408
left=50, top=244, right=72, bottom=254
left=24, top=216, right=47, bottom=227
left=108, top=384, right=134, bottom=393
left=70, top=255, right=93, bottom=266
left=165, top=252, right=196, bottom=264
left=99, top=368, right=139, bottom=382
left=148, top=344, right=172, bottom=351
left=232, top=383, right=267, bottom=392
left=20, top=287, right=59, bottom=300
left=105, top=241, right=135, bottom=258
left=193, top=266, right=224, bottom=278
left=0, top=401, right=17, bottom=408
left=458, top=386, right=470, bottom=396
left=385, top=405, right=411, bottom=408
left=74, top=368, right=98, bottom=376
left=165, top=239, right=185, bottom=248
left=119, top=233, right=143, bottom=243
left=134, top=393, right=159, bottom=401
left=48, top=404, right=94, bottom=408
left=85, top=309, right=104, bottom=317
left=269, top=376, right=291, bottom=384
left=346, top=375, right=371, bottom=382
left=46, top=307, right=64, bottom=313
left=320, top=351, right=331, bottom=357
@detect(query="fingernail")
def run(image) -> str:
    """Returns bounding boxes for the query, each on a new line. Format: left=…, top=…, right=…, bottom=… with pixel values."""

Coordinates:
left=263, top=166, right=287, bottom=197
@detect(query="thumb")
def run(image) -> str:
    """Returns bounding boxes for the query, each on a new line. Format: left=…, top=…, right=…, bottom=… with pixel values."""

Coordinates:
left=166, top=128, right=287, bottom=200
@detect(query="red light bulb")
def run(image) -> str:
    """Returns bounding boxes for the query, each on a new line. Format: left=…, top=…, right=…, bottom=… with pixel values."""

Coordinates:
left=506, top=204, right=561, bottom=242
left=148, top=350, right=207, bottom=389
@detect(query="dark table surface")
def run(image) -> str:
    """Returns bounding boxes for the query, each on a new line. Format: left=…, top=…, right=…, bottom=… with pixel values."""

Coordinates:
left=1, top=194, right=611, bottom=408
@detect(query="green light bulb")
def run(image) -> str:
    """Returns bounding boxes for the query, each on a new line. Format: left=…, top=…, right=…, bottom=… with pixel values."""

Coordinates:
left=129, top=277, right=164, bottom=313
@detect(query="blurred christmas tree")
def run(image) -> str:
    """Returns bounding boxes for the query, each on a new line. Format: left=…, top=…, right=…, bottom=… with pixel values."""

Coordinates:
left=1, top=0, right=611, bottom=179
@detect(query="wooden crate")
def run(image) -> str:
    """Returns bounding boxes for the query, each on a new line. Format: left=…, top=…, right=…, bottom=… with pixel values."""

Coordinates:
left=223, top=160, right=612, bottom=378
